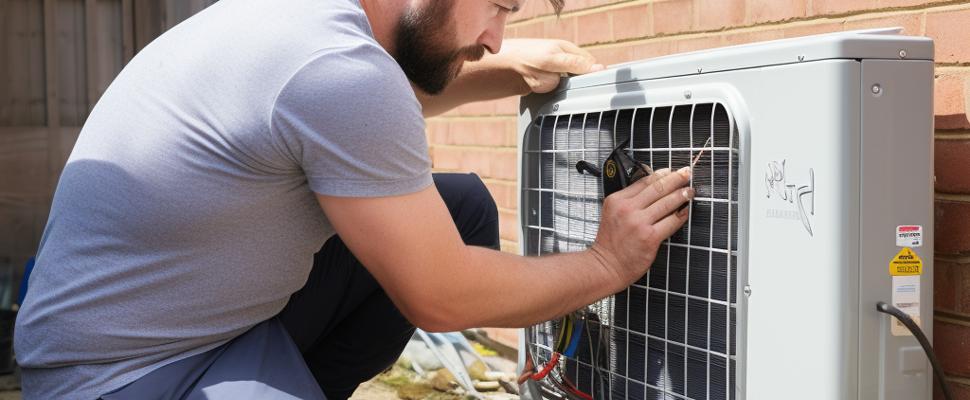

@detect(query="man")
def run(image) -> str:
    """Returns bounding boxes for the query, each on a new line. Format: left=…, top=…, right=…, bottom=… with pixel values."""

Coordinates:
left=15, top=0, right=694, bottom=398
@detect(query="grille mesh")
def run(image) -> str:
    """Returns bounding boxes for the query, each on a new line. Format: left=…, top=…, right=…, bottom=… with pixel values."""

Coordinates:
left=522, top=103, right=740, bottom=400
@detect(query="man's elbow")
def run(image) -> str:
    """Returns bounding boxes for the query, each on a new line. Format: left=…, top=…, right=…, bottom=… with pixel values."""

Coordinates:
left=396, top=296, right=470, bottom=333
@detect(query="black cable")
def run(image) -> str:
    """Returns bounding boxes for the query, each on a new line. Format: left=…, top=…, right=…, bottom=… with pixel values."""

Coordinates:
left=875, top=301, right=953, bottom=400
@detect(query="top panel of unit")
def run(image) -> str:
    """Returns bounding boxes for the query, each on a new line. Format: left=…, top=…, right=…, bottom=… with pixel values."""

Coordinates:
left=559, top=28, right=933, bottom=92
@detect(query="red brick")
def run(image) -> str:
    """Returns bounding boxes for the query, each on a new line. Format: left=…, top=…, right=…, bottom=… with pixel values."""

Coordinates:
left=879, top=0, right=951, bottom=7
left=612, top=5, right=652, bottom=41
left=543, top=16, right=578, bottom=42
left=936, top=199, right=970, bottom=255
left=576, top=10, right=612, bottom=45
left=694, top=0, right=746, bottom=31
left=936, top=139, right=970, bottom=194
left=810, top=0, right=876, bottom=16
left=494, top=96, right=519, bottom=116
left=492, top=150, right=519, bottom=180
left=722, top=28, right=786, bottom=46
left=934, top=319, right=970, bottom=378
left=934, top=377, right=970, bottom=400
left=563, top=0, right=615, bottom=14
left=782, top=21, right=845, bottom=39
left=843, top=12, right=923, bottom=36
left=484, top=180, right=518, bottom=210
left=500, top=239, right=520, bottom=254
left=513, top=21, right=544, bottom=39
left=653, top=0, right=694, bottom=35
left=630, top=40, right=678, bottom=60
left=588, top=46, right=635, bottom=66
left=455, top=100, right=497, bottom=117
left=935, top=70, right=970, bottom=130
left=674, top=35, right=725, bottom=53
left=935, top=260, right=969, bottom=313
left=431, top=146, right=463, bottom=171
left=925, top=8, right=970, bottom=64
left=499, top=208, right=520, bottom=242
left=480, top=327, right=519, bottom=349
left=745, top=0, right=806, bottom=24
left=441, top=119, right=516, bottom=147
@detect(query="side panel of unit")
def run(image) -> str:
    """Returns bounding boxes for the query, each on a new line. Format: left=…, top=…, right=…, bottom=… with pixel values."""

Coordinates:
left=858, top=59, right=934, bottom=400
left=738, top=60, right=861, bottom=400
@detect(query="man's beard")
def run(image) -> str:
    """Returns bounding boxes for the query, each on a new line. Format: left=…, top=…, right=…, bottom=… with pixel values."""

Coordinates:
left=394, top=2, right=486, bottom=95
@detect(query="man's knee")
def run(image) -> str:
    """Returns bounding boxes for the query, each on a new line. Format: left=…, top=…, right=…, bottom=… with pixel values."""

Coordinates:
left=432, top=173, right=499, bottom=249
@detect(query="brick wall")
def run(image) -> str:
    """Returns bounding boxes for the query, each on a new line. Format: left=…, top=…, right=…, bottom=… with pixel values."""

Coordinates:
left=438, top=0, right=970, bottom=396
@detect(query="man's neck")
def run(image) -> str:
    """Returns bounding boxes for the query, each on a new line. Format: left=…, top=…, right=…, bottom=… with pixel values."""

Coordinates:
left=359, top=0, right=407, bottom=57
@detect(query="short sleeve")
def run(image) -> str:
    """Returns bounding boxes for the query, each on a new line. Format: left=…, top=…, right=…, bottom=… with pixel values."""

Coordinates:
left=270, top=43, right=433, bottom=197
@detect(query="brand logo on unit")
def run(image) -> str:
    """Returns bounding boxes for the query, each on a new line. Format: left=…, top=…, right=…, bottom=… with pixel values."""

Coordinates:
left=765, top=160, right=815, bottom=236
left=605, top=160, right=617, bottom=178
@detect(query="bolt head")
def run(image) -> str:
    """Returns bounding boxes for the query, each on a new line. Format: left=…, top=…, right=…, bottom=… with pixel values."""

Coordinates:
left=743, top=285, right=752, bottom=297
left=684, top=90, right=692, bottom=99
left=899, top=49, right=907, bottom=58
left=871, top=84, right=882, bottom=95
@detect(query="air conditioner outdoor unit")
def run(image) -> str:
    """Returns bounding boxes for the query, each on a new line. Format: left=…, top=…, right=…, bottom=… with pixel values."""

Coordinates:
left=516, top=28, right=935, bottom=400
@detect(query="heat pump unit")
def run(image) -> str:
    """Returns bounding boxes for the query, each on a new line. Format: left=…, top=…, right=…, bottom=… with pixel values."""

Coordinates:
left=516, top=29, right=935, bottom=400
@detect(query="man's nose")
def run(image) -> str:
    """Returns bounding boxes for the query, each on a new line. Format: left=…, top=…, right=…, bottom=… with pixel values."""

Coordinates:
left=478, top=16, right=508, bottom=54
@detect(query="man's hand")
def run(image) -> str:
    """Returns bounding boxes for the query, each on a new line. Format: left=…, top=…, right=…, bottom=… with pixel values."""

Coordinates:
left=417, top=39, right=605, bottom=116
left=590, top=167, right=694, bottom=286
left=496, top=38, right=606, bottom=94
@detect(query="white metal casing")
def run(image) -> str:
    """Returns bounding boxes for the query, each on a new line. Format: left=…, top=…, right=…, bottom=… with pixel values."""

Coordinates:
left=517, top=29, right=934, bottom=400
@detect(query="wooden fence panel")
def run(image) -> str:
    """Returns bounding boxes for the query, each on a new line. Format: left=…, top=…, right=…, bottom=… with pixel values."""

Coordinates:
left=0, top=0, right=47, bottom=126
left=1, top=0, right=214, bottom=276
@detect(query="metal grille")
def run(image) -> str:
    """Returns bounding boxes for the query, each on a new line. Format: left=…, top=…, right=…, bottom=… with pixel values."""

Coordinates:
left=522, top=103, right=740, bottom=400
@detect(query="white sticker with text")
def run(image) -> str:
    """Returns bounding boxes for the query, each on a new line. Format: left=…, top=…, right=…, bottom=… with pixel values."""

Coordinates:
left=896, top=225, right=923, bottom=247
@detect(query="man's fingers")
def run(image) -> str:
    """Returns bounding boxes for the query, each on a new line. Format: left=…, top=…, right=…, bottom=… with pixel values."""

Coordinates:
left=549, top=53, right=600, bottom=75
left=642, top=187, right=694, bottom=224
left=631, top=167, right=691, bottom=207
left=610, top=167, right=673, bottom=200
left=555, top=41, right=606, bottom=73
left=651, top=204, right=691, bottom=239
left=557, top=40, right=595, bottom=59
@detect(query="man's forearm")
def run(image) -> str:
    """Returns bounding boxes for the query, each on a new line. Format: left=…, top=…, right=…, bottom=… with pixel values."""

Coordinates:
left=415, top=245, right=627, bottom=331
left=417, top=55, right=530, bottom=117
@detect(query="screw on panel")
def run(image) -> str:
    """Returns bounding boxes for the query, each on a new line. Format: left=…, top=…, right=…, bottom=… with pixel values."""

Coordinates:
left=899, top=49, right=907, bottom=59
left=697, top=67, right=703, bottom=73
left=871, top=84, right=882, bottom=95
left=684, top=90, right=692, bottom=99
left=797, top=55, right=805, bottom=62
left=552, top=104, right=559, bottom=112
left=743, top=285, right=752, bottom=297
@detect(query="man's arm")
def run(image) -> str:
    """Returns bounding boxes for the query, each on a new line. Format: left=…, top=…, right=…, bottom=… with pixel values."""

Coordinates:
left=417, top=39, right=605, bottom=117
left=316, top=167, right=693, bottom=332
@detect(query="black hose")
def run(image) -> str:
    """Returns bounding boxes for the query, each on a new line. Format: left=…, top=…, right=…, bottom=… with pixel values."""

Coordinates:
left=875, top=301, right=953, bottom=400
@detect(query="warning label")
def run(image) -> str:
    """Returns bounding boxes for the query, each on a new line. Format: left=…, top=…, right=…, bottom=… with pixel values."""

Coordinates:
left=896, top=225, right=923, bottom=247
left=891, top=275, right=921, bottom=337
left=889, top=248, right=923, bottom=276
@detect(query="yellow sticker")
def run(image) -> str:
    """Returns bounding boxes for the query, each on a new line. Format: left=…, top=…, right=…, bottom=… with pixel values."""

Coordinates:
left=889, top=247, right=922, bottom=276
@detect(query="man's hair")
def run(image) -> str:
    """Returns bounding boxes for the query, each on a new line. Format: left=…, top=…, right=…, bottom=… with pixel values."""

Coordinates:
left=549, top=0, right=564, bottom=14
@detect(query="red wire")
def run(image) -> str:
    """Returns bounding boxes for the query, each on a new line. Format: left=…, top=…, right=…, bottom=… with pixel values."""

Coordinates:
left=531, top=352, right=560, bottom=380
left=531, top=353, right=594, bottom=400
left=562, top=376, right=594, bottom=400
left=565, top=385, right=594, bottom=400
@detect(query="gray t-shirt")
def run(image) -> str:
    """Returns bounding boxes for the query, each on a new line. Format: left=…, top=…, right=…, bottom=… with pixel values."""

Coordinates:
left=14, top=0, right=432, bottom=397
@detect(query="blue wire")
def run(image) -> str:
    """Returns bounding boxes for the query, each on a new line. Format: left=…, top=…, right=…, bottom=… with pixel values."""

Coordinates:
left=563, top=318, right=584, bottom=358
